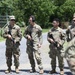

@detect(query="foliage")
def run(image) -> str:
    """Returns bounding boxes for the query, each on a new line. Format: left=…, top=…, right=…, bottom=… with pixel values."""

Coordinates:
left=16, top=21, right=26, bottom=27
left=0, top=0, right=14, bottom=15
left=51, top=0, right=75, bottom=21
left=13, top=0, right=56, bottom=28
left=0, top=0, right=75, bottom=28
left=59, top=0, right=75, bottom=21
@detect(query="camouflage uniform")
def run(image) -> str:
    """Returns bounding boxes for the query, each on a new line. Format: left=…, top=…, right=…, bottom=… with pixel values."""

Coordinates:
left=23, top=23, right=43, bottom=70
left=65, top=23, right=75, bottom=75
left=47, top=27, right=65, bottom=71
left=3, top=24, right=22, bottom=68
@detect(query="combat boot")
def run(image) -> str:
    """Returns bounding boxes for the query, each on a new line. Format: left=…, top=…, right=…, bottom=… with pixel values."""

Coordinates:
left=49, top=69, right=56, bottom=74
left=30, top=67, right=36, bottom=73
left=15, top=67, right=19, bottom=73
left=39, top=69, right=44, bottom=74
left=60, top=69, right=64, bottom=75
left=5, top=67, right=11, bottom=74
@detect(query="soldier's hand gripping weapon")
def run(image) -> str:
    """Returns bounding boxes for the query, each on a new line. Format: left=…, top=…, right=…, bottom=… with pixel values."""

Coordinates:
left=8, top=29, right=15, bottom=44
left=49, top=34, right=62, bottom=49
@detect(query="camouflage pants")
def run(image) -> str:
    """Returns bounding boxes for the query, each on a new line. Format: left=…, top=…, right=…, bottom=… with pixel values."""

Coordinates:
left=6, top=44, right=20, bottom=68
left=49, top=44, right=64, bottom=70
left=65, top=38, right=75, bottom=75
left=26, top=45, right=43, bottom=69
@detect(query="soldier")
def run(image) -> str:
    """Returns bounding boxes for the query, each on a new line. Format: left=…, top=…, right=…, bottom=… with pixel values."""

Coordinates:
left=3, top=15, right=22, bottom=73
left=65, top=13, right=75, bottom=75
left=23, top=15, right=43, bottom=74
left=47, top=18, right=65, bottom=75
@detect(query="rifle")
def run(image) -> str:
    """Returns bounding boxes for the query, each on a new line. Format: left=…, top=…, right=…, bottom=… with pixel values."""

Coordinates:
left=8, top=28, right=17, bottom=48
left=27, top=31, right=34, bottom=45
left=8, top=28, right=15, bottom=44
left=66, top=29, right=73, bottom=42
left=49, top=34, right=62, bottom=49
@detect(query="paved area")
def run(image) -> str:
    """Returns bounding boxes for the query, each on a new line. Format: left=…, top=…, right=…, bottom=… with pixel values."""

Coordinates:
left=0, top=33, right=72, bottom=75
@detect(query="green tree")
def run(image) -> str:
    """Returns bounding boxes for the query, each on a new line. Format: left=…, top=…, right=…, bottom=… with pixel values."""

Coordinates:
left=0, top=0, right=13, bottom=15
left=59, top=0, right=75, bottom=21
left=12, top=0, right=56, bottom=28
left=51, top=0, right=75, bottom=21
left=0, top=0, right=75, bottom=28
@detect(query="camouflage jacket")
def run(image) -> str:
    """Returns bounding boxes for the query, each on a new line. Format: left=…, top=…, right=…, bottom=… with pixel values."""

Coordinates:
left=3, top=24, right=22, bottom=47
left=23, top=23, right=43, bottom=46
left=66, top=25, right=75, bottom=42
left=47, top=27, right=65, bottom=46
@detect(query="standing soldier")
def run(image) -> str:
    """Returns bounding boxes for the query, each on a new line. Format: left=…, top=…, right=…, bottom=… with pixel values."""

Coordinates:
left=47, top=18, right=65, bottom=75
left=3, top=16, right=22, bottom=73
left=65, top=13, right=75, bottom=75
left=23, top=15, right=43, bottom=74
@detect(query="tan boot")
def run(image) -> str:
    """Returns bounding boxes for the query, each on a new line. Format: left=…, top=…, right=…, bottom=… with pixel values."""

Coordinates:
left=5, top=68, right=11, bottom=74
left=39, top=69, right=44, bottom=74
left=15, top=68, right=19, bottom=73
left=60, top=70, right=64, bottom=75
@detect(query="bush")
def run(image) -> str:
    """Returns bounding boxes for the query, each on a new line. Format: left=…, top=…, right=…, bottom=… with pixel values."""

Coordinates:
left=61, top=21, right=70, bottom=29
left=16, top=21, right=26, bottom=27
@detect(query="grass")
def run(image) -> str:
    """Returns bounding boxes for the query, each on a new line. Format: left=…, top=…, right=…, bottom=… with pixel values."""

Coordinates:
left=42, top=28, right=50, bottom=33
left=0, top=28, right=5, bottom=41
left=0, top=36, right=5, bottom=42
left=0, top=27, right=50, bottom=42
